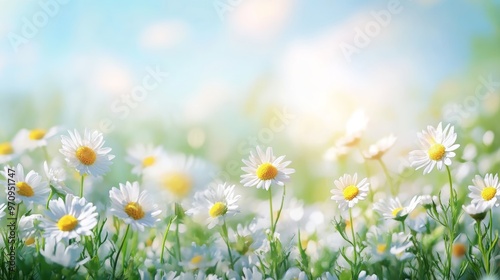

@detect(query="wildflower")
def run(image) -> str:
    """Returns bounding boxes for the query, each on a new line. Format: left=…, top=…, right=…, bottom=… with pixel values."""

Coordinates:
left=363, top=134, right=397, bottom=160
left=241, top=146, right=295, bottom=190
left=109, top=181, right=161, bottom=231
left=468, top=173, right=500, bottom=208
left=373, top=196, right=420, bottom=221
left=331, top=173, right=369, bottom=211
left=179, top=243, right=220, bottom=271
left=409, top=123, right=459, bottom=174
left=1, top=164, right=49, bottom=205
left=59, top=129, right=114, bottom=177
left=40, top=238, right=89, bottom=268
left=0, top=141, right=19, bottom=164
left=41, top=194, right=98, bottom=242
left=126, top=144, right=166, bottom=175
left=186, top=183, right=240, bottom=229
left=13, top=126, right=59, bottom=151
left=462, top=202, right=491, bottom=222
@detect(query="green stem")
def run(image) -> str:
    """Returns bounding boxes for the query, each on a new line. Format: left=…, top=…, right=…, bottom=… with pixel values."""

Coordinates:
left=160, top=216, right=176, bottom=264
left=46, top=186, right=55, bottom=209
left=272, top=186, right=286, bottom=235
left=378, top=159, right=395, bottom=195
left=79, top=175, right=85, bottom=198
left=349, top=208, right=358, bottom=280
left=445, top=165, right=455, bottom=280
left=112, top=224, right=130, bottom=279
left=221, top=218, right=234, bottom=269
left=174, top=203, right=182, bottom=263
left=477, top=221, right=490, bottom=274
left=268, top=188, right=274, bottom=233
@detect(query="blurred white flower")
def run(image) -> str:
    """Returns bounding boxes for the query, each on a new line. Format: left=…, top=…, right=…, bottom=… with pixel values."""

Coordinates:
left=373, top=196, right=420, bottom=221
left=1, top=163, right=49, bottom=206
left=40, top=238, right=89, bottom=268
left=13, top=126, right=59, bottom=151
left=409, top=123, right=459, bottom=174
left=358, top=271, right=378, bottom=280
left=390, top=232, right=413, bottom=261
left=59, top=129, right=114, bottom=177
left=241, top=146, right=295, bottom=191
left=283, top=267, right=308, bottom=280
left=336, top=110, right=369, bottom=148
left=462, top=202, right=491, bottom=222
left=363, top=134, right=397, bottom=160
left=179, top=243, right=220, bottom=271
left=0, top=141, right=21, bottom=164
left=126, top=144, right=166, bottom=175
left=41, top=194, right=98, bottom=242
left=109, top=181, right=162, bottom=232
left=18, top=214, right=43, bottom=239
left=468, top=173, right=500, bottom=208
left=43, top=160, right=73, bottom=194
left=331, top=173, right=369, bottom=211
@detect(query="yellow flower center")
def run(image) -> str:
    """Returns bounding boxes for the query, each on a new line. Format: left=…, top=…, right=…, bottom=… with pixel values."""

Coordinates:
left=428, top=143, right=446, bottom=161
left=16, top=182, right=34, bottom=197
left=124, top=202, right=145, bottom=220
left=25, top=237, right=36, bottom=246
left=0, top=142, right=13, bottom=155
left=29, top=129, right=46, bottom=140
left=191, top=255, right=203, bottom=265
left=142, top=156, right=156, bottom=167
left=452, top=243, right=466, bottom=258
left=162, top=172, right=192, bottom=197
left=209, top=202, right=227, bottom=218
left=392, top=207, right=404, bottom=217
left=481, top=187, right=497, bottom=201
left=376, top=244, right=387, bottom=254
left=342, top=185, right=359, bottom=201
left=57, top=215, right=78, bottom=231
left=76, top=146, right=97, bottom=165
left=345, top=219, right=352, bottom=230
left=256, top=162, right=278, bottom=180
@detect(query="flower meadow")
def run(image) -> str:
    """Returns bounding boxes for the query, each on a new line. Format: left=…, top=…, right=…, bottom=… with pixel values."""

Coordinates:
left=1, top=116, right=500, bottom=280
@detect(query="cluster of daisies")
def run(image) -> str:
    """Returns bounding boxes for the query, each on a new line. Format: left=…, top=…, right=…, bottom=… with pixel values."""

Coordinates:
left=0, top=119, right=499, bottom=280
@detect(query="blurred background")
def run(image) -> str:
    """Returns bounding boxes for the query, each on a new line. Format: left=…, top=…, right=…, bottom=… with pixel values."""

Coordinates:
left=1, top=0, right=499, bottom=203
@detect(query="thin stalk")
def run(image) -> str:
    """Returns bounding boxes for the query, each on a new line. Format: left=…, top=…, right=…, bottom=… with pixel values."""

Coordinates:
left=445, top=165, right=455, bottom=280
left=268, top=188, right=274, bottom=233
left=349, top=208, right=358, bottom=280
left=112, top=224, right=130, bottom=279
left=221, top=218, right=234, bottom=269
left=79, top=175, right=85, bottom=198
left=46, top=185, right=55, bottom=209
left=272, top=186, right=286, bottom=235
left=160, top=216, right=177, bottom=264
left=476, top=221, right=490, bottom=274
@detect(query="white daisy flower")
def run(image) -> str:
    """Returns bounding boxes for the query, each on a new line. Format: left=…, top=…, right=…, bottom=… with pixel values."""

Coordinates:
left=365, top=226, right=392, bottom=263
left=59, top=129, right=115, bottom=177
left=179, top=242, right=220, bottom=271
left=240, top=146, right=295, bottom=190
left=462, top=202, right=491, bottom=222
left=144, top=153, right=213, bottom=201
left=468, top=173, right=500, bottom=208
left=358, top=271, right=378, bottom=280
left=0, top=141, right=21, bottom=164
left=186, top=183, right=240, bottom=229
left=126, top=144, right=166, bottom=175
left=336, top=110, right=369, bottom=148
left=13, top=126, right=59, bottom=151
left=363, top=134, right=397, bottom=160
left=19, top=214, right=43, bottom=239
left=330, top=173, right=369, bottom=211
left=0, top=203, right=6, bottom=220
left=1, top=164, right=49, bottom=205
left=43, top=161, right=73, bottom=194
left=109, top=181, right=162, bottom=231
left=409, top=123, right=460, bottom=174
left=41, top=194, right=98, bottom=242
left=283, top=268, right=308, bottom=280
left=390, top=232, right=413, bottom=261
left=40, top=238, right=89, bottom=268
left=373, top=196, right=420, bottom=221
left=242, top=267, right=265, bottom=280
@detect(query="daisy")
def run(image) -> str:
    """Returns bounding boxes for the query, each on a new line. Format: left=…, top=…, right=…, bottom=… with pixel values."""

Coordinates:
left=13, top=126, right=59, bottom=151
left=179, top=242, right=220, bottom=271
left=186, top=183, right=240, bottom=229
left=462, top=202, right=491, bottom=222
left=390, top=232, right=413, bottom=261
left=18, top=214, right=43, bottom=239
left=126, top=144, right=166, bottom=175
left=240, top=146, right=295, bottom=190
left=409, top=123, right=460, bottom=174
left=59, top=129, right=114, bottom=177
left=144, top=153, right=213, bottom=201
left=336, top=110, right=369, bottom=148
left=41, top=194, right=98, bottom=242
left=43, top=160, right=73, bottom=194
left=330, top=173, right=369, bottom=211
left=1, top=164, right=49, bottom=205
left=363, top=134, right=397, bottom=160
left=40, top=238, right=89, bottom=268
left=373, top=196, right=420, bottom=221
left=0, top=141, right=20, bottom=164
left=109, top=181, right=161, bottom=231
left=365, top=226, right=391, bottom=262
left=468, top=173, right=500, bottom=208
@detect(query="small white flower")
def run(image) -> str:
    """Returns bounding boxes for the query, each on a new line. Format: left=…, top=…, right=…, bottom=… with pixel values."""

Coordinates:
left=179, top=243, right=220, bottom=271
left=242, top=267, right=265, bottom=280
left=336, top=110, right=369, bottom=147
left=59, top=129, right=114, bottom=177
left=418, top=195, right=435, bottom=208
left=240, top=146, right=295, bottom=191
left=330, top=173, right=369, bottom=211
left=373, top=196, right=420, bottom=221
left=363, top=134, right=397, bottom=160
left=13, top=126, right=59, bottom=151
left=390, top=232, right=413, bottom=261
left=40, top=238, right=89, bottom=268
left=0, top=141, right=20, bottom=164
left=109, top=181, right=162, bottom=231
left=41, top=194, right=98, bottom=242
left=126, top=144, right=166, bottom=175
left=1, top=164, right=49, bottom=206
left=43, top=161, right=73, bottom=194
left=409, top=123, right=460, bottom=174
left=283, top=267, right=308, bottom=280
left=365, top=226, right=391, bottom=262
left=18, top=214, right=43, bottom=239
left=186, top=183, right=240, bottom=229
left=462, top=202, right=491, bottom=222
left=358, top=271, right=378, bottom=280
left=468, top=173, right=500, bottom=208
